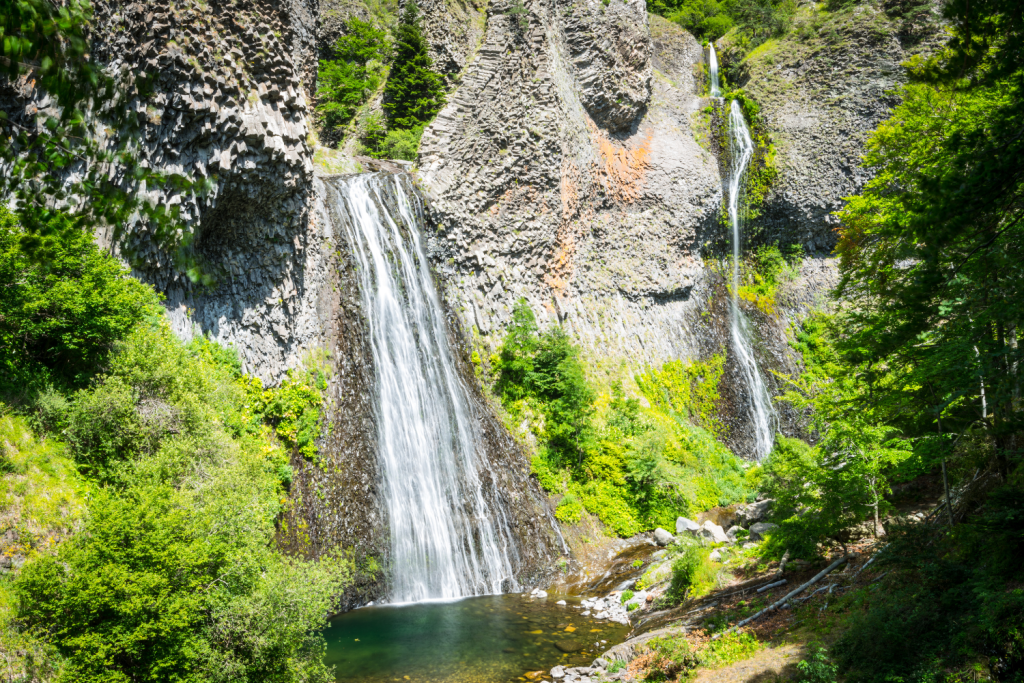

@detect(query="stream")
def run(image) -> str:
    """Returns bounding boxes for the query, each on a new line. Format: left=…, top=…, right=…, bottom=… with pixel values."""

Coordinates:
left=324, top=594, right=630, bottom=682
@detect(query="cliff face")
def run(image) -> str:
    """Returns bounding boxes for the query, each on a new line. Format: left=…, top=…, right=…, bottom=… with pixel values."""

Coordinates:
left=726, top=0, right=946, bottom=252
left=419, top=6, right=724, bottom=368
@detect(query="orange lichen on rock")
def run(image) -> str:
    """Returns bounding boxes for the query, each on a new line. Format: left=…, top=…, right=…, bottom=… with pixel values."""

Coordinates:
left=545, top=162, right=585, bottom=296
left=590, top=122, right=653, bottom=204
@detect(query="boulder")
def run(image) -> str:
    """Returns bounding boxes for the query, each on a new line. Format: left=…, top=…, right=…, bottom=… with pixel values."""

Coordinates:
left=736, top=499, right=774, bottom=527
left=709, top=549, right=722, bottom=562
left=726, top=525, right=744, bottom=542
left=551, top=665, right=565, bottom=679
left=749, top=522, right=779, bottom=542
left=653, top=528, right=675, bottom=546
left=592, top=658, right=610, bottom=669
left=697, top=504, right=742, bottom=529
left=699, top=520, right=730, bottom=544
left=675, top=516, right=700, bottom=535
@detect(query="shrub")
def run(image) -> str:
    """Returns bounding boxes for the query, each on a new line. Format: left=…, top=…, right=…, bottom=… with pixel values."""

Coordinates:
left=667, top=543, right=718, bottom=602
left=0, top=208, right=161, bottom=393
left=797, top=646, right=838, bottom=683
left=555, top=492, right=585, bottom=524
left=620, top=589, right=635, bottom=604
left=379, top=124, right=424, bottom=161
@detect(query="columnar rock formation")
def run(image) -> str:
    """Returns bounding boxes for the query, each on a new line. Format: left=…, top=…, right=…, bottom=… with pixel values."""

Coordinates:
left=420, top=6, right=725, bottom=367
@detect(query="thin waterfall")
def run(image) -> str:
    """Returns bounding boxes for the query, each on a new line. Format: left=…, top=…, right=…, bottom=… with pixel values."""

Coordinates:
left=725, top=99, right=778, bottom=460
left=709, top=43, right=721, bottom=97
left=331, top=173, right=519, bottom=603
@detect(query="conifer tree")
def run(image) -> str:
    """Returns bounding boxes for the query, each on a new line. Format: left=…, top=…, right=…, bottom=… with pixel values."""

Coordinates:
left=382, top=1, right=447, bottom=130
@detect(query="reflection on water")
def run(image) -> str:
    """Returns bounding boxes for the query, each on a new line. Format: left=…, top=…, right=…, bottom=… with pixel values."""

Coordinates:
left=324, top=594, right=631, bottom=682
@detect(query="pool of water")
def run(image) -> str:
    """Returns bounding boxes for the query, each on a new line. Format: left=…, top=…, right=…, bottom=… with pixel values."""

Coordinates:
left=323, top=594, right=631, bottom=683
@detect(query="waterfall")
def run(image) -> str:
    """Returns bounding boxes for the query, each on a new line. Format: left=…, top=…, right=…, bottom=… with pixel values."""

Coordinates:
left=709, top=43, right=721, bottom=97
left=330, top=173, right=518, bottom=603
left=725, top=100, right=777, bottom=460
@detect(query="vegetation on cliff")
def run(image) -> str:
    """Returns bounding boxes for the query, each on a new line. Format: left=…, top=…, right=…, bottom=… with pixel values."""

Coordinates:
left=316, top=0, right=446, bottom=160
left=0, top=209, right=347, bottom=681
left=490, top=300, right=750, bottom=537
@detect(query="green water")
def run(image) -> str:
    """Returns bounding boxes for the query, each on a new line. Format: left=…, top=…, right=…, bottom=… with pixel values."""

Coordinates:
left=323, top=594, right=630, bottom=683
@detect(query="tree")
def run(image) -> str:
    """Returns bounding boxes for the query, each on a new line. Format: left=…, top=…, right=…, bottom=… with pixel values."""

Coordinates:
left=381, top=1, right=446, bottom=131
left=1, top=0, right=198, bottom=265
left=317, top=18, right=392, bottom=133
left=0, top=207, right=161, bottom=393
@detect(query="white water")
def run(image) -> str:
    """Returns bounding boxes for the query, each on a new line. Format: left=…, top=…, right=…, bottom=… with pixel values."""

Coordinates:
left=709, top=44, right=721, bottom=97
left=336, top=174, right=518, bottom=602
left=725, top=99, right=777, bottom=460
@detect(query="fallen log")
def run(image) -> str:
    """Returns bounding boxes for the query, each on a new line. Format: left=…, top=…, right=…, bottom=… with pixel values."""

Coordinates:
left=756, top=579, right=787, bottom=593
left=713, top=555, right=851, bottom=639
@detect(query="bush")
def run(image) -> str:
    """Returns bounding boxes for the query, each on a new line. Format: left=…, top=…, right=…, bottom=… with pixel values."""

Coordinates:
left=667, top=543, right=719, bottom=601
left=555, top=492, right=585, bottom=524
left=0, top=208, right=161, bottom=393
left=621, top=589, right=635, bottom=604
left=379, top=125, right=424, bottom=161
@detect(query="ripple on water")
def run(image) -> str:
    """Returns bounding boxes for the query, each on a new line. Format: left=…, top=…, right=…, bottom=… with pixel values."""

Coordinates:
left=323, top=594, right=631, bottom=682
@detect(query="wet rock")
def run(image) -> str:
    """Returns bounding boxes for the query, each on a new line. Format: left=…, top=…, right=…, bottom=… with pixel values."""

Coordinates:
left=555, top=640, right=585, bottom=653
left=653, top=528, right=675, bottom=546
left=556, top=599, right=567, bottom=605
left=749, top=522, right=779, bottom=542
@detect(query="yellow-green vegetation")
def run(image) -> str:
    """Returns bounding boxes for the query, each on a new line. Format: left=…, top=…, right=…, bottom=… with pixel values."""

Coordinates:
left=634, top=629, right=763, bottom=680
left=0, top=210, right=348, bottom=681
left=492, top=300, right=750, bottom=537
left=666, top=541, right=721, bottom=601
left=735, top=243, right=801, bottom=315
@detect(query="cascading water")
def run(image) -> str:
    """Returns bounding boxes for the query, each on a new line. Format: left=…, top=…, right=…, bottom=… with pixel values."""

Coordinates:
left=709, top=43, right=721, bottom=97
left=724, top=98, right=778, bottom=460
left=332, top=173, right=519, bottom=603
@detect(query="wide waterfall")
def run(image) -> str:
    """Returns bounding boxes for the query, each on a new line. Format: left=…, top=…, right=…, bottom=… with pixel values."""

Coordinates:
left=331, top=173, right=519, bottom=603
left=709, top=43, right=721, bottom=97
left=725, top=99, right=778, bottom=460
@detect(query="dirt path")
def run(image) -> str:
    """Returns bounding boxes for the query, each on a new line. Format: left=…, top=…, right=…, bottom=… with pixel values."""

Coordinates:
left=690, top=642, right=808, bottom=683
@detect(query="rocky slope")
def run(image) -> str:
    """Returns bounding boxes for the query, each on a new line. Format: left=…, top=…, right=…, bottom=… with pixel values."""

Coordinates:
left=724, top=0, right=946, bottom=251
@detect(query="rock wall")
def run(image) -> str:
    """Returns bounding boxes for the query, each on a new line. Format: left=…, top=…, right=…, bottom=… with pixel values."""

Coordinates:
left=724, top=0, right=946, bottom=252
left=419, top=7, right=726, bottom=370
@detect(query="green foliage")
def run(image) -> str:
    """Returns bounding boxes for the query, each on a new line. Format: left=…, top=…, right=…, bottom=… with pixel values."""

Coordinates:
left=640, top=631, right=760, bottom=679
left=316, top=18, right=392, bottom=133
left=796, top=646, right=838, bottom=683
left=830, top=493, right=1024, bottom=683
left=381, top=1, right=446, bottom=132
left=736, top=244, right=801, bottom=315
left=507, top=0, right=530, bottom=31
left=378, top=124, right=424, bottom=161
left=667, top=542, right=719, bottom=601
left=555, top=492, right=585, bottom=524
left=646, top=0, right=794, bottom=47
left=636, top=355, right=727, bottom=437
left=620, top=589, right=635, bottom=604
left=494, top=300, right=749, bottom=537
left=1, top=0, right=202, bottom=272
left=243, top=366, right=328, bottom=462
left=766, top=313, right=912, bottom=558
left=6, top=318, right=347, bottom=681
left=0, top=208, right=162, bottom=393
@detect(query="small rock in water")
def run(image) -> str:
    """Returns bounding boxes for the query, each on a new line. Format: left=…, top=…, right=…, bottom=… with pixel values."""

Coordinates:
left=551, top=665, right=565, bottom=678
left=581, top=610, right=591, bottom=616
left=534, top=589, right=548, bottom=598
left=555, top=639, right=585, bottom=653
left=556, top=599, right=567, bottom=605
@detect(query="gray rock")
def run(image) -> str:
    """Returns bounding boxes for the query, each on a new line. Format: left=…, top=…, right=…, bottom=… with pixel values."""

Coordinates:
left=556, top=599, right=567, bottom=605
left=551, top=665, right=565, bottom=679
left=653, top=528, right=675, bottom=546
left=726, top=525, right=744, bottom=542
left=736, top=499, right=774, bottom=527
left=592, top=658, right=609, bottom=669
left=700, top=520, right=730, bottom=545
left=676, top=516, right=701, bottom=535
left=749, top=522, right=779, bottom=542
left=709, top=549, right=722, bottom=562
